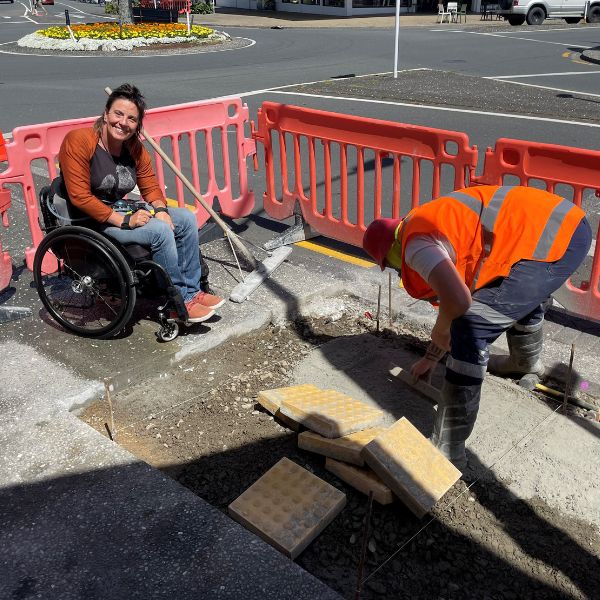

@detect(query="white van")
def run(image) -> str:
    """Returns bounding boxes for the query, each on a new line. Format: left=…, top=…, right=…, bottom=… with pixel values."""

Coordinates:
left=497, top=0, right=600, bottom=26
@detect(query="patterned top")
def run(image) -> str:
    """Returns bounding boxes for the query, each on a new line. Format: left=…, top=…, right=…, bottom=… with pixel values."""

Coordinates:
left=58, top=127, right=164, bottom=222
left=90, top=144, right=137, bottom=204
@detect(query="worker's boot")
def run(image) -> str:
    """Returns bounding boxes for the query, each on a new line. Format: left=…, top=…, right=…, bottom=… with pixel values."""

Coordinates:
left=487, top=324, right=545, bottom=378
left=430, top=380, right=481, bottom=472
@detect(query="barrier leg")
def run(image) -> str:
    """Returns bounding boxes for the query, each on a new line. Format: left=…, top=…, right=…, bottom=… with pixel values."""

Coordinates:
left=263, top=205, right=317, bottom=251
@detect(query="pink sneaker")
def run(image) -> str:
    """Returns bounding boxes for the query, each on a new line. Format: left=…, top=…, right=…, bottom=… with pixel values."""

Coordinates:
left=191, top=291, right=225, bottom=310
left=170, top=301, right=215, bottom=323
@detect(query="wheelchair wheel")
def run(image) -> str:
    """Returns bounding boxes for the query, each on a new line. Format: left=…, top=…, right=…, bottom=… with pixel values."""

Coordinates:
left=33, top=226, right=136, bottom=339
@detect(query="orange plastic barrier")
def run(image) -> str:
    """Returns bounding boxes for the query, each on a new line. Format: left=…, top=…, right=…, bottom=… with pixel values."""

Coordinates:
left=471, top=138, right=600, bottom=322
left=0, top=97, right=256, bottom=271
left=0, top=186, right=12, bottom=292
left=0, top=132, right=12, bottom=291
left=0, top=131, right=7, bottom=163
left=255, top=102, right=478, bottom=248
left=139, top=0, right=191, bottom=11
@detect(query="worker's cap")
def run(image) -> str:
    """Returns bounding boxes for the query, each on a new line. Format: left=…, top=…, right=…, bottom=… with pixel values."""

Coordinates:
left=362, top=218, right=403, bottom=271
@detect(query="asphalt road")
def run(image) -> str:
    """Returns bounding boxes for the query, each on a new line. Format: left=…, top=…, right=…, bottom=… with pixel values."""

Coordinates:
left=2, top=2, right=600, bottom=130
left=1, top=2, right=599, bottom=281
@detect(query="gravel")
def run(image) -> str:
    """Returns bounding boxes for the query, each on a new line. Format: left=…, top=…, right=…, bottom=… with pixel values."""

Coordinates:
left=80, top=296, right=600, bottom=600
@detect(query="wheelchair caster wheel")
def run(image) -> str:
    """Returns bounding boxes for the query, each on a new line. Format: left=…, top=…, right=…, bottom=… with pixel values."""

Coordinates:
left=157, top=321, right=179, bottom=342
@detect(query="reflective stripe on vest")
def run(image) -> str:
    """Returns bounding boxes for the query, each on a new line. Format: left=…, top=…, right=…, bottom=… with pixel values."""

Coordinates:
left=533, top=198, right=575, bottom=259
left=447, top=186, right=572, bottom=288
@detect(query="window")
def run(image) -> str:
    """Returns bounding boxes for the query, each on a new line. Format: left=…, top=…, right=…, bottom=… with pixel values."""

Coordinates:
left=352, top=0, right=397, bottom=7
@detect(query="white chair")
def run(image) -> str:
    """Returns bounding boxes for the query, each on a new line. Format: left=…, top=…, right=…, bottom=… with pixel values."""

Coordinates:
left=437, top=2, right=451, bottom=22
left=447, top=1, right=459, bottom=22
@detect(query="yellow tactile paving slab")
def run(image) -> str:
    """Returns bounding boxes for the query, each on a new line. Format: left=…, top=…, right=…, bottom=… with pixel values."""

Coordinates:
left=298, top=427, right=387, bottom=466
left=275, top=410, right=302, bottom=432
left=325, top=458, right=394, bottom=505
left=362, top=418, right=461, bottom=518
left=228, top=457, right=346, bottom=559
left=257, top=384, right=322, bottom=415
left=280, top=390, right=386, bottom=438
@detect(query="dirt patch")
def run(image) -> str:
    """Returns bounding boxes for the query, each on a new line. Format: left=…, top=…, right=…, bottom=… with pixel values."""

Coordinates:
left=81, top=298, right=600, bottom=600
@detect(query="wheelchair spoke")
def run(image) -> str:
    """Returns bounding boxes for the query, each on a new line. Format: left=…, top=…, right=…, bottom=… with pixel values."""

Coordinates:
left=35, top=229, right=135, bottom=338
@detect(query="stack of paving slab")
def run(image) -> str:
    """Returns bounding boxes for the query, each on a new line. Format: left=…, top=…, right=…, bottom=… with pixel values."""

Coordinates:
left=228, top=384, right=461, bottom=560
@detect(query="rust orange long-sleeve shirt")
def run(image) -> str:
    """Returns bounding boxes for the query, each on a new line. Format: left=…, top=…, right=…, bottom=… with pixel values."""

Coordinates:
left=58, top=127, right=165, bottom=222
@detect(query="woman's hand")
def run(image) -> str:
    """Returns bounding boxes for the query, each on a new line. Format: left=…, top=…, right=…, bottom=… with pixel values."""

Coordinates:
left=154, top=210, right=174, bottom=230
left=130, top=209, right=152, bottom=228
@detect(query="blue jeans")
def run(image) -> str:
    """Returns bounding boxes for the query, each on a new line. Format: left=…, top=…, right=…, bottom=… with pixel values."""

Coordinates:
left=447, top=217, right=593, bottom=386
left=101, top=207, right=202, bottom=303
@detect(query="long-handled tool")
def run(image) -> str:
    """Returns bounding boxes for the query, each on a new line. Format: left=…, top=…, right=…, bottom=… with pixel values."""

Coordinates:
left=104, top=87, right=291, bottom=302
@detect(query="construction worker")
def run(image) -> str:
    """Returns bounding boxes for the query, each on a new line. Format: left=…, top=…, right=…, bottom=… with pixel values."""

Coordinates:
left=362, top=185, right=591, bottom=471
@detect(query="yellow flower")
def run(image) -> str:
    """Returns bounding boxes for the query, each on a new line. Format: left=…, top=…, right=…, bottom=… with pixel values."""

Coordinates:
left=38, top=22, right=214, bottom=41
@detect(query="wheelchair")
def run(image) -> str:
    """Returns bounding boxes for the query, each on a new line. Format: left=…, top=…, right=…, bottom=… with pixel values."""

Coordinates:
left=33, top=185, right=196, bottom=342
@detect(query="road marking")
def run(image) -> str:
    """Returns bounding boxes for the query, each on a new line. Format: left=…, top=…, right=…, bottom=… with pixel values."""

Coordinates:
left=489, top=69, right=600, bottom=79
left=455, top=30, right=592, bottom=47
left=488, top=78, right=600, bottom=98
left=295, top=240, right=376, bottom=268
left=271, top=90, right=600, bottom=128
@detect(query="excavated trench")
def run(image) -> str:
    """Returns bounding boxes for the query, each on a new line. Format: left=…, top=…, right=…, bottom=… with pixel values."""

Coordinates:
left=80, top=297, right=600, bottom=600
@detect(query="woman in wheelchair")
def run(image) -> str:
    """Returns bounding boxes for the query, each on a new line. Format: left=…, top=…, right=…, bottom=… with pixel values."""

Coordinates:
left=54, top=83, right=223, bottom=325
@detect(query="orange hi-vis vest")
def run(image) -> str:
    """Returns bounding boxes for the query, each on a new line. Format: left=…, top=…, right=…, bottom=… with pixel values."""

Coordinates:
left=391, top=185, right=586, bottom=301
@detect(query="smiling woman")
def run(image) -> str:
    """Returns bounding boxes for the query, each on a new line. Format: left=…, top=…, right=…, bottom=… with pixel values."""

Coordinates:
left=17, top=22, right=229, bottom=52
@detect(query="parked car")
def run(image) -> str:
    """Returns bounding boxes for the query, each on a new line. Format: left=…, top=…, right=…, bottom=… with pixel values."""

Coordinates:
left=497, top=0, right=599, bottom=25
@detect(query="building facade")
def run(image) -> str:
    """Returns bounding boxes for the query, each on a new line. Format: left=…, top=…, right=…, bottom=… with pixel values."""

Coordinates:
left=218, top=0, right=417, bottom=16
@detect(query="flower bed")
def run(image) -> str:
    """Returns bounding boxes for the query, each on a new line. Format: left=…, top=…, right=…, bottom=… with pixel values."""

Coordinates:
left=18, top=22, right=229, bottom=52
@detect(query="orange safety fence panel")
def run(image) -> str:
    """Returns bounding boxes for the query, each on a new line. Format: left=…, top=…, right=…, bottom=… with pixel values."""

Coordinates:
left=0, top=97, right=256, bottom=272
left=472, top=138, right=600, bottom=322
left=0, top=131, right=12, bottom=291
left=0, top=131, right=7, bottom=163
left=139, top=0, right=191, bottom=11
left=0, top=186, right=12, bottom=293
left=254, top=102, right=478, bottom=248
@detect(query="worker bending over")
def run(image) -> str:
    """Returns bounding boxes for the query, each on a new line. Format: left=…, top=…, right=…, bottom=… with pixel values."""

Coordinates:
left=363, top=185, right=591, bottom=470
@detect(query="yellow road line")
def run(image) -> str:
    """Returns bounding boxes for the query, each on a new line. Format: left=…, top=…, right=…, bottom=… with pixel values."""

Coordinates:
left=295, top=240, right=376, bottom=268
left=166, top=197, right=195, bottom=212
left=562, top=50, right=595, bottom=65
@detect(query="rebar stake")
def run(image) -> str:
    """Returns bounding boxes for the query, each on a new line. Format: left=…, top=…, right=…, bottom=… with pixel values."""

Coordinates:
left=104, top=380, right=116, bottom=441
left=355, top=491, right=374, bottom=600
left=388, top=271, right=392, bottom=325
left=376, top=284, right=381, bottom=333
left=562, top=343, right=575, bottom=414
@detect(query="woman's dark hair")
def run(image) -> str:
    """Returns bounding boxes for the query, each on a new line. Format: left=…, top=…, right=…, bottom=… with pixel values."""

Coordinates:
left=94, top=83, right=147, bottom=158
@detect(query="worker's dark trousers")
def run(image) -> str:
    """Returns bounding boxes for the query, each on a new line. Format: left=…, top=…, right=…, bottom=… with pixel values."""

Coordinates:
left=437, top=218, right=592, bottom=466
